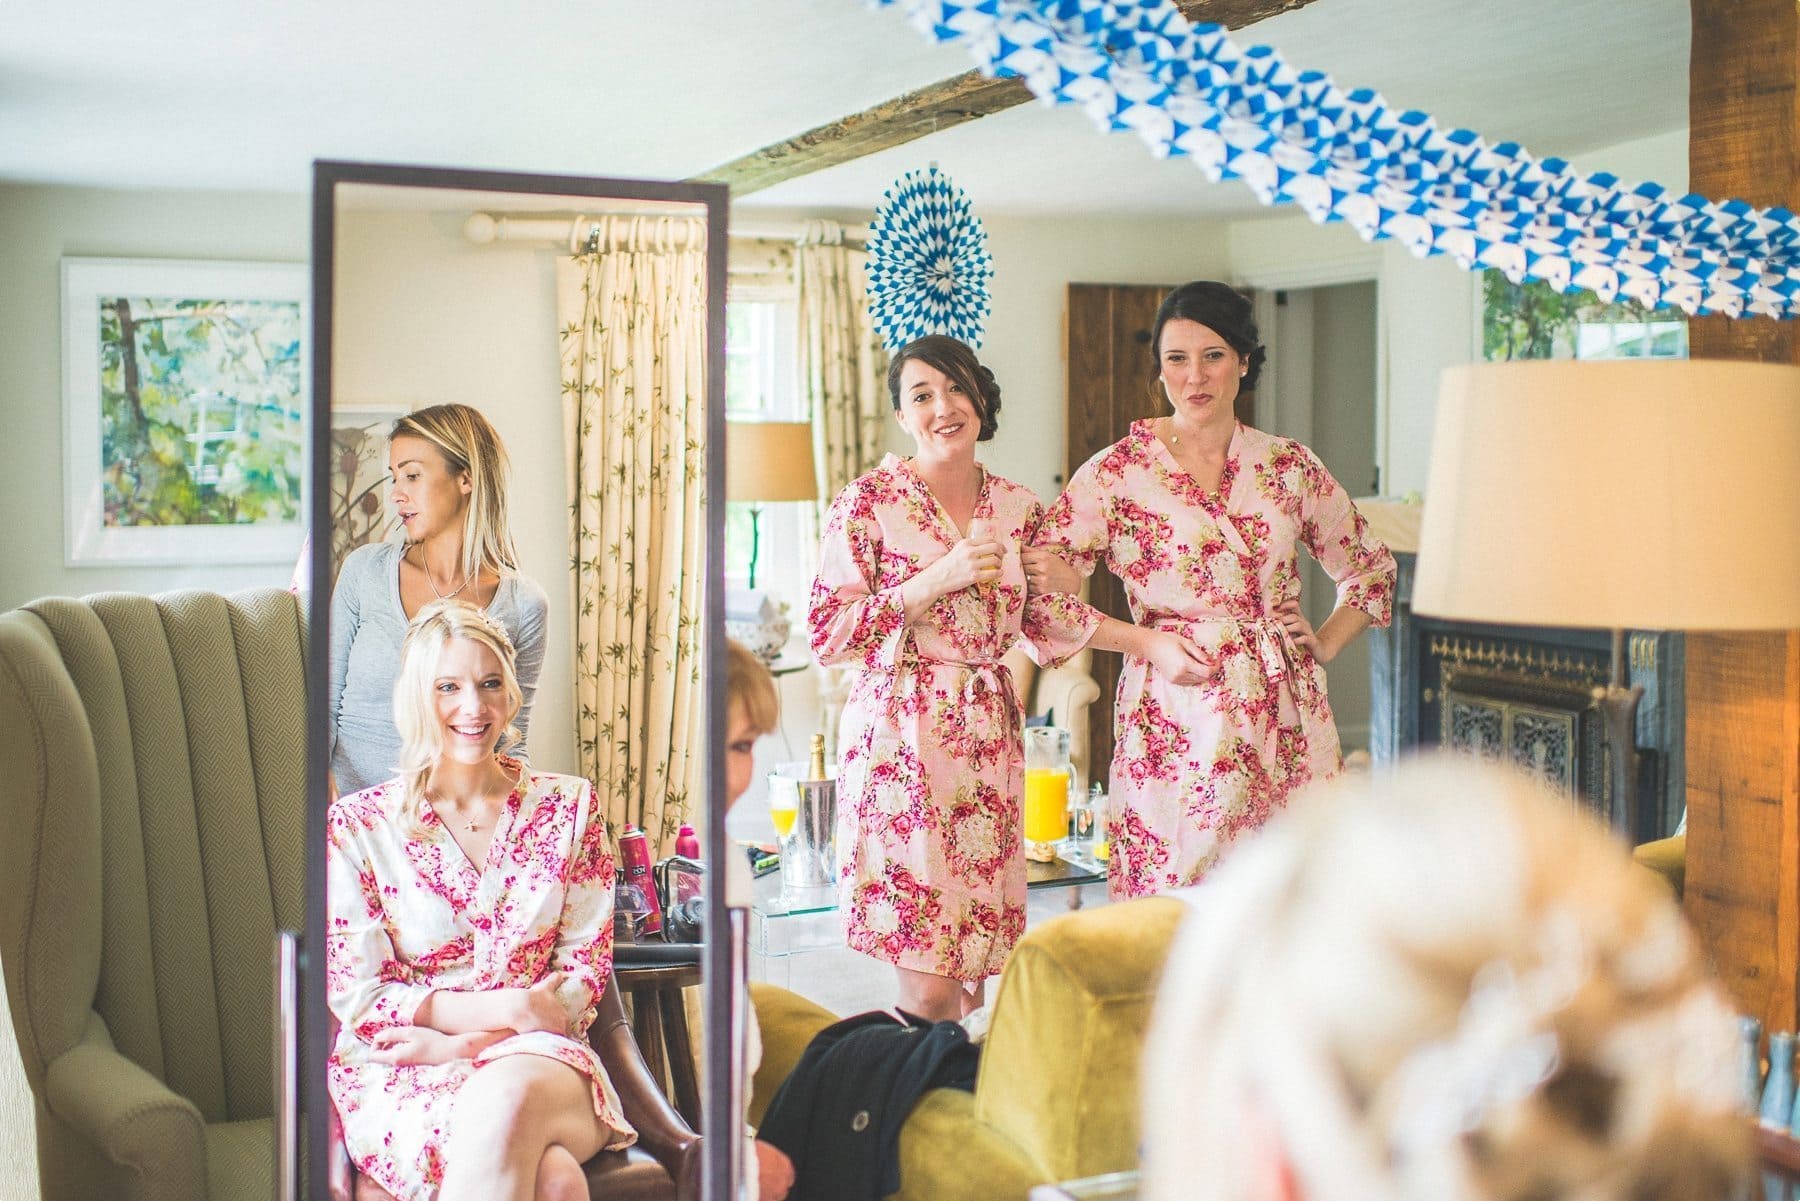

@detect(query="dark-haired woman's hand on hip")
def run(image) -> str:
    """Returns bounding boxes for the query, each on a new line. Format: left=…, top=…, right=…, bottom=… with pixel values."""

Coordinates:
left=1274, top=598, right=1325, bottom=662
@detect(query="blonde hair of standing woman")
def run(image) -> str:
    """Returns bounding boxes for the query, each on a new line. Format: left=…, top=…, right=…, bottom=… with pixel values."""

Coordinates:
left=1142, top=755, right=1749, bottom=1201
left=392, top=599, right=524, bottom=826
left=391, top=403, right=520, bottom=582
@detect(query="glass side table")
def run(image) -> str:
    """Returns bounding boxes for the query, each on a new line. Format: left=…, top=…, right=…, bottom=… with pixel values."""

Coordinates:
left=746, top=845, right=1109, bottom=987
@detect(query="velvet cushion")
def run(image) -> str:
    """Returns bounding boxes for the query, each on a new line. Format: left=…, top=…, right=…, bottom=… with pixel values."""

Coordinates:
left=750, top=896, right=1186, bottom=1201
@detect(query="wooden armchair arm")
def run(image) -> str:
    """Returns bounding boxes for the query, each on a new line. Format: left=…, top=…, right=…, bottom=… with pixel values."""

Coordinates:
left=591, top=973, right=702, bottom=1197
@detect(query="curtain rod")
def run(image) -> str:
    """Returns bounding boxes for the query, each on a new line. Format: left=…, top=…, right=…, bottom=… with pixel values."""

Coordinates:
left=461, top=212, right=870, bottom=250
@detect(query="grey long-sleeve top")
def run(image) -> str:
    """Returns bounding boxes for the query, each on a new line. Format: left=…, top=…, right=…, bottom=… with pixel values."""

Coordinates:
left=328, top=541, right=549, bottom=795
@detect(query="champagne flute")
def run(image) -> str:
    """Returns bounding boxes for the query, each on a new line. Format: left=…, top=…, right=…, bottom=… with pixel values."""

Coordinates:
left=968, top=517, right=1000, bottom=589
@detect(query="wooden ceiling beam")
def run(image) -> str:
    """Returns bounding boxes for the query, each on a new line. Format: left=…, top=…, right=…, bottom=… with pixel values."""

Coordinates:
left=695, top=0, right=1323, bottom=195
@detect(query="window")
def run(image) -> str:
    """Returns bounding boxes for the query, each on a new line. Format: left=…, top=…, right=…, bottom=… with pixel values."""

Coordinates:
left=1574, top=318, right=1688, bottom=360
left=724, top=299, right=816, bottom=628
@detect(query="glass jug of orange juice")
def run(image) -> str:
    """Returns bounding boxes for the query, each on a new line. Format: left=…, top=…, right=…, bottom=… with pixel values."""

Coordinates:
left=1023, top=725, right=1072, bottom=860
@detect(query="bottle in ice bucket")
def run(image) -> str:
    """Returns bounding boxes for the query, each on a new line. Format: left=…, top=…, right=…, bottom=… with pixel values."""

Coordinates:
left=617, top=823, right=662, bottom=936
left=1023, top=725, right=1072, bottom=862
left=782, top=733, right=837, bottom=899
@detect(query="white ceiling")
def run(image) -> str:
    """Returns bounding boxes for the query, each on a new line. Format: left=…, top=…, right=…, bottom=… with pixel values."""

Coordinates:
left=1, top=0, right=1690, bottom=218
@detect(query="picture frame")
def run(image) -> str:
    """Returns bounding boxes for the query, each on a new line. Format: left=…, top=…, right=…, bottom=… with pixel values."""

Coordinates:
left=61, top=256, right=309, bottom=565
left=328, top=401, right=411, bottom=582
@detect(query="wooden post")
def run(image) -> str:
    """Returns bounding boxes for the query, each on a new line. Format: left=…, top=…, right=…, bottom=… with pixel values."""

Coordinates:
left=1683, top=0, right=1800, bottom=1035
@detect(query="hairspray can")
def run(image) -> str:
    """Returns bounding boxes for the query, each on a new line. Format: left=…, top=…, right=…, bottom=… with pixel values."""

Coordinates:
left=617, top=824, right=663, bottom=936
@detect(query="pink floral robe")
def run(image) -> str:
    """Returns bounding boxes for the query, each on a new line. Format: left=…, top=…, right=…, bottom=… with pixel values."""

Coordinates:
left=326, top=764, right=634, bottom=1199
left=1027, top=421, right=1394, bottom=900
left=809, top=455, right=1039, bottom=981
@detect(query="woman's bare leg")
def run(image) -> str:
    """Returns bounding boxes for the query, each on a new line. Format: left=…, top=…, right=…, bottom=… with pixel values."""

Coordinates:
left=959, top=978, right=985, bottom=1018
left=533, top=1144, right=588, bottom=1201
left=895, top=966, right=963, bottom=1021
left=438, top=1056, right=608, bottom=1201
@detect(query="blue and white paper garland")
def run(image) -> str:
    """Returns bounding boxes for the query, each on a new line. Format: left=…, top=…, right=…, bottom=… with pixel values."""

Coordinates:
left=867, top=165, right=996, bottom=350
left=870, top=0, right=1800, bottom=320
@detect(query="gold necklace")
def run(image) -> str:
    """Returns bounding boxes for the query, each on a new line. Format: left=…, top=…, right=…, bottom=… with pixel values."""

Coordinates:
left=415, top=544, right=471, bottom=602
left=429, top=790, right=487, bottom=833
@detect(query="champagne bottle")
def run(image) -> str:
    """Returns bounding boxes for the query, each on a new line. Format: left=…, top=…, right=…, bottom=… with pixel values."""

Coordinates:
left=807, top=732, right=828, bottom=782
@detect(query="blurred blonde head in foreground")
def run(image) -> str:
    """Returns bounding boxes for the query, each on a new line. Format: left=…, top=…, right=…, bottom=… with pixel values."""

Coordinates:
left=1142, top=754, right=1749, bottom=1201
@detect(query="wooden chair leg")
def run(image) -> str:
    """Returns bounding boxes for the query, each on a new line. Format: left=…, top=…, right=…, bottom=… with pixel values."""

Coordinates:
left=659, top=987, right=701, bottom=1129
left=632, top=991, right=669, bottom=1099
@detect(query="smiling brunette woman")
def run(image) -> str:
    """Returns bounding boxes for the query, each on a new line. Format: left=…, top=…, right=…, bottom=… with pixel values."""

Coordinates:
left=326, top=599, right=631, bottom=1201
left=329, top=403, right=549, bottom=796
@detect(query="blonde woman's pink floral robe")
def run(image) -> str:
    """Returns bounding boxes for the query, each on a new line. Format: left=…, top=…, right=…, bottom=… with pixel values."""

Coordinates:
left=1027, top=421, right=1394, bottom=900
left=326, top=765, right=634, bottom=1200
left=809, top=455, right=1040, bottom=982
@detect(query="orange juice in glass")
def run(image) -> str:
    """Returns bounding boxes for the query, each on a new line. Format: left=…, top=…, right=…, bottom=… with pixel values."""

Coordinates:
left=769, top=792, right=799, bottom=838
left=1022, top=726, right=1072, bottom=858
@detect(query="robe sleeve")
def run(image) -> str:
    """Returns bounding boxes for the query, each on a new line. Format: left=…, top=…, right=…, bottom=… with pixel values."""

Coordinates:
left=1298, top=446, right=1396, bottom=627
left=1021, top=462, right=1108, bottom=667
left=549, top=778, right=615, bottom=1038
left=324, top=805, right=433, bottom=1043
left=808, top=480, right=911, bottom=671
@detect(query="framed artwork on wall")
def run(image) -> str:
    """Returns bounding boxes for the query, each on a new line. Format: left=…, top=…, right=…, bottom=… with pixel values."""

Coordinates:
left=61, top=256, right=308, bottom=565
left=327, top=402, right=409, bottom=582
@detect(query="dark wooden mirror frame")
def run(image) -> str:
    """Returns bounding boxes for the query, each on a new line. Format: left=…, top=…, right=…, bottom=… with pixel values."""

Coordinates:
left=306, top=160, right=730, bottom=1199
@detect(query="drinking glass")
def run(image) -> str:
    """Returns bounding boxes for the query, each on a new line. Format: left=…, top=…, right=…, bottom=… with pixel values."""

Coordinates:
left=1023, top=725, right=1072, bottom=859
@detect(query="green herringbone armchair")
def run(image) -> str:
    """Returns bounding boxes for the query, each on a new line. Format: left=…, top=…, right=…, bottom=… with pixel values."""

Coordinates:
left=0, top=589, right=307, bottom=1201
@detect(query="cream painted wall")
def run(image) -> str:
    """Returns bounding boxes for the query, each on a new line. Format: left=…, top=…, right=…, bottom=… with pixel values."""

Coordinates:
left=332, top=208, right=582, bottom=775
left=0, top=184, right=309, bottom=611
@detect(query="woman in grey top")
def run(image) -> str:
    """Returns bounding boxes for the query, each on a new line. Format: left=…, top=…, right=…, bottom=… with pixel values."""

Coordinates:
left=329, top=404, right=549, bottom=795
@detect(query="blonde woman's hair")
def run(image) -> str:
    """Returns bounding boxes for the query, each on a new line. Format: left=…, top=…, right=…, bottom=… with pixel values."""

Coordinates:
left=725, top=638, right=779, bottom=737
left=390, top=403, right=519, bottom=581
left=393, top=599, right=524, bottom=826
left=1142, top=754, right=1749, bottom=1201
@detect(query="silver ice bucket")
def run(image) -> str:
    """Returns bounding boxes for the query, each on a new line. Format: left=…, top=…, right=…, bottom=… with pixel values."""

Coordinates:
left=769, top=763, right=837, bottom=894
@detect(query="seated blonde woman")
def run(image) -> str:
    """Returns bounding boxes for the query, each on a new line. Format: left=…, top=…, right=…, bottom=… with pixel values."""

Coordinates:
left=1143, top=755, right=1750, bottom=1201
left=326, top=599, right=631, bottom=1201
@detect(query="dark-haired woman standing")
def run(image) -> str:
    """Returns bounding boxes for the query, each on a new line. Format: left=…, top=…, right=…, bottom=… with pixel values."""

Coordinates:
left=1025, top=282, right=1396, bottom=900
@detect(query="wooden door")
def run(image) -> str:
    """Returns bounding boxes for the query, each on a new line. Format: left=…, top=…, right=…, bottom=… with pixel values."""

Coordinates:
left=1064, top=282, right=1257, bottom=786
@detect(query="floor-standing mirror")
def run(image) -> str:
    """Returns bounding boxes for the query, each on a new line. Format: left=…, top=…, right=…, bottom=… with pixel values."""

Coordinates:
left=306, top=162, right=727, bottom=1200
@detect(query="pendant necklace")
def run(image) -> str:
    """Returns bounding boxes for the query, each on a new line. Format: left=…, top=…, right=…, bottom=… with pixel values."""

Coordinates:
left=416, top=544, right=471, bottom=602
left=429, top=790, right=484, bottom=832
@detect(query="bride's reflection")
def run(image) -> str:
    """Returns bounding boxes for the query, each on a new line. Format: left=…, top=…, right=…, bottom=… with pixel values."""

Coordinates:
left=318, top=172, right=722, bottom=1199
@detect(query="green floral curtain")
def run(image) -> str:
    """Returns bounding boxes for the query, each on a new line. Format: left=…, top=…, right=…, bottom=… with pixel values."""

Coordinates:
left=557, top=217, right=707, bottom=854
left=795, top=222, right=888, bottom=502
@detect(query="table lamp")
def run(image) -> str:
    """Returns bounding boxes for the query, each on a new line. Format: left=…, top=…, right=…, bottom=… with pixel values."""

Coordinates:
left=1413, top=360, right=1800, bottom=841
left=725, top=420, right=818, bottom=590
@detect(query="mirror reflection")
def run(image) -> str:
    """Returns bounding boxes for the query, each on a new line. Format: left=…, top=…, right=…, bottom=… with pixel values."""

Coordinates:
left=318, top=173, right=718, bottom=1200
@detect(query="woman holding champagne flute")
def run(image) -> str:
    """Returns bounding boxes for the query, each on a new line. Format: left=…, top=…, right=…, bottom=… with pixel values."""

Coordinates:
left=808, top=335, right=1202, bottom=1019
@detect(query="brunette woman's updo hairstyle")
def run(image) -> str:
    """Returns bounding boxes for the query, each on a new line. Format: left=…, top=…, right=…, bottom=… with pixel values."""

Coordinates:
left=885, top=334, right=1003, bottom=442
left=1151, top=280, right=1266, bottom=392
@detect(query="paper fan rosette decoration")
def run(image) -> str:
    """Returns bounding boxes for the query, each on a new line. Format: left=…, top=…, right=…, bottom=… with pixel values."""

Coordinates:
left=866, top=166, right=995, bottom=350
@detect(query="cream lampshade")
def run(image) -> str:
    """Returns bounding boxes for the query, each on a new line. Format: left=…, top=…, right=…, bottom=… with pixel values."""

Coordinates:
left=726, top=421, right=818, bottom=505
left=1413, top=359, right=1800, bottom=839
left=725, top=420, right=818, bottom=592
